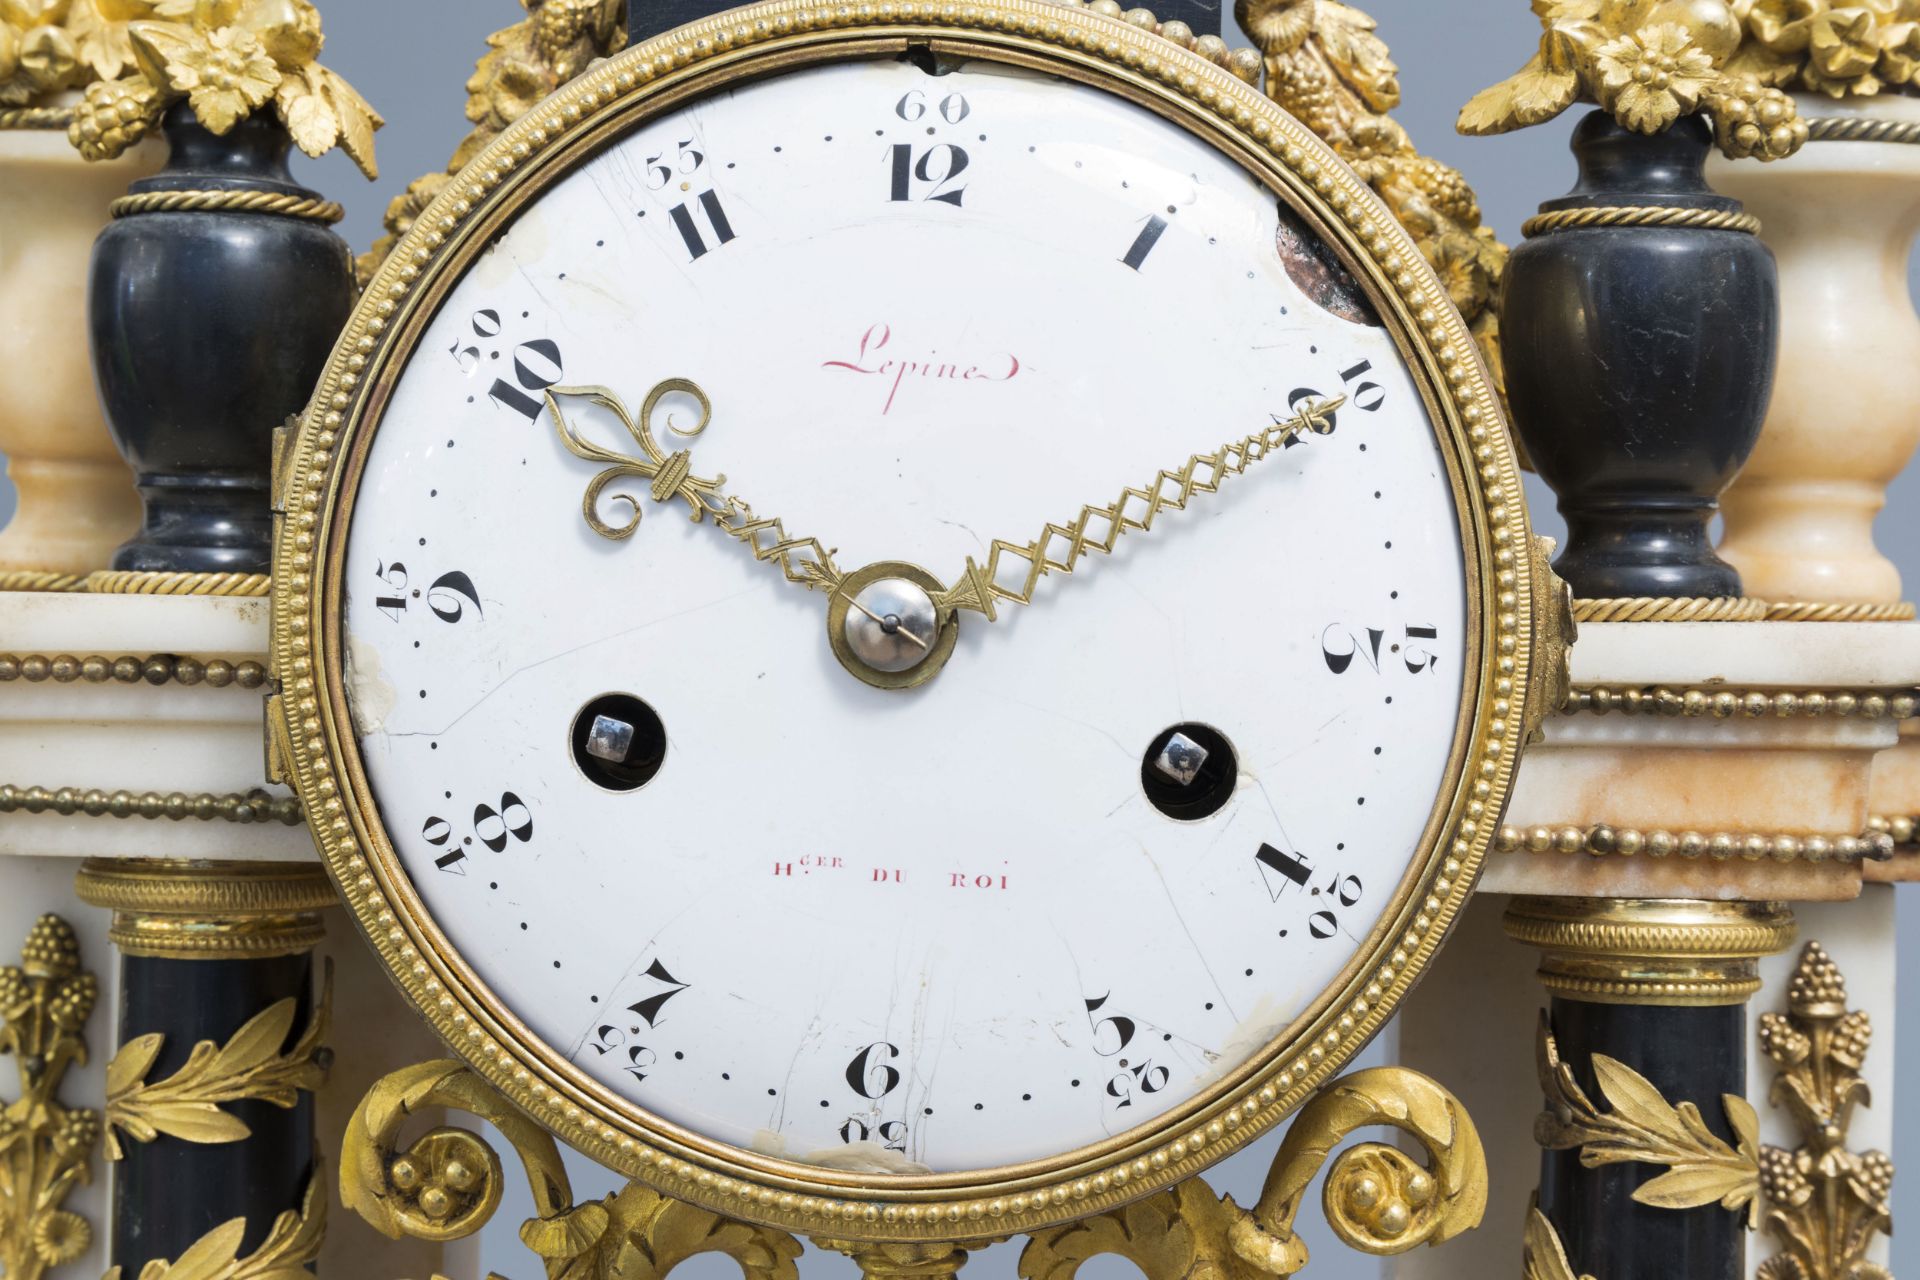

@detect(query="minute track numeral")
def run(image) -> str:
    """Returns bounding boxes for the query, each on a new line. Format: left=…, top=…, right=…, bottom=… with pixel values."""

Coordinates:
left=1322, top=624, right=1441, bottom=676
left=893, top=89, right=971, bottom=124
left=372, top=561, right=483, bottom=625
left=839, top=1117, right=909, bottom=1151
left=421, top=791, right=533, bottom=873
left=448, top=309, right=568, bottom=421
left=1307, top=872, right=1365, bottom=940
left=643, top=136, right=738, bottom=261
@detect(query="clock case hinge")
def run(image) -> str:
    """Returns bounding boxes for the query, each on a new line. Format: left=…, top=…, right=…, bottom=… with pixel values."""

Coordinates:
left=1523, top=535, right=1576, bottom=745
left=263, top=415, right=301, bottom=785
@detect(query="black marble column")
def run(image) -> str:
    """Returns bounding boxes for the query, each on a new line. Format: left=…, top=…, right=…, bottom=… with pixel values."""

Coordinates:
left=1538, top=1000, right=1746, bottom=1280
left=1501, top=110, right=1778, bottom=600
left=89, top=105, right=355, bottom=575
left=76, top=860, right=333, bottom=1272
left=1506, top=897, right=1795, bottom=1280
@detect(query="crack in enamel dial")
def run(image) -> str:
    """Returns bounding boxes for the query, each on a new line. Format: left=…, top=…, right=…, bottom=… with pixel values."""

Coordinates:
left=275, top=0, right=1534, bottom=1239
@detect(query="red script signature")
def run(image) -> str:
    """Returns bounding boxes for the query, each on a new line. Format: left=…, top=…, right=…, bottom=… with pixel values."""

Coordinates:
left=822, top=323, right=1021, bottom=414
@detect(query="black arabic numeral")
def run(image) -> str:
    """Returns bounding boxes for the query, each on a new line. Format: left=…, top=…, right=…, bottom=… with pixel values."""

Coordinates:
left=1255, top=843, right=1312, bottom=899
left=846, top=1042, right=902, bottom=1099
left=487, top=338, right=565, bottom=420
left=628, top=959, right=690, bottom=1028
left=668, top=190, right=737, bottom=261
left=1321, top=624, right=1385, bottom=675
left=1340, top=359, right=1386, bottom=412
left=472, top=791, right=533, bottom=853
left=426, top=571, right=483, bottom=623
left=889, top=143, right=968, bottom=206
left=1121, top=214, right=1169, bottom=272
left=1083, top=993, right=1136, bottom=1057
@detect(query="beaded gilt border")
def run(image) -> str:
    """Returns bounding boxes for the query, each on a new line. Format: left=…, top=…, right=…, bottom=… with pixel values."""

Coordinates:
left=1494, top=823, right=1894, bottom=864
left=1562, top=686, right=1919, bottom=721
left=0, top=654, right=269, bottom=688
left=270, top=0, right=1535, bottom=1243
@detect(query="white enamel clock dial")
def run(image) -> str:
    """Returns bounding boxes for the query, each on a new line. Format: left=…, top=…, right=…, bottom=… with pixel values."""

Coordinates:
left=340, top=55, right=1469, bottom=1175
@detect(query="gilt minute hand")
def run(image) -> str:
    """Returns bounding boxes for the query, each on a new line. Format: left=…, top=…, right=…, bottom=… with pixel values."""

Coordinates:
left=930, top=395, right=1346, bottom=622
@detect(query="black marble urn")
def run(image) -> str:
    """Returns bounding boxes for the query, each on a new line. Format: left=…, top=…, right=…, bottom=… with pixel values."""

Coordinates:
left=89, top=103, right=355, bottom=575
left=1501, top=110, right=1778, bottom=601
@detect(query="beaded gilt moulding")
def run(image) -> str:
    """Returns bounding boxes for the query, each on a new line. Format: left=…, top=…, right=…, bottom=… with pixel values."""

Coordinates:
left=271, top=0, right=1539, bottom=1243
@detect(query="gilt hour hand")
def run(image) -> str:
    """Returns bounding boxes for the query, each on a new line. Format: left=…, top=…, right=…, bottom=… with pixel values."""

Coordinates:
left=544, top=381, right=844, bottom=593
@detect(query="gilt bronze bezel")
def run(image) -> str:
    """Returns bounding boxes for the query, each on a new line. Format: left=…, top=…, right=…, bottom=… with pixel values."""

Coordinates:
left=272, top=0, right=1536, bottom=1242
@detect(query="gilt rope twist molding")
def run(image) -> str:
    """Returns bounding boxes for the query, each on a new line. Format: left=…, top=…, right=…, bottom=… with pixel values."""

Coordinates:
left=82, top=570, right=273, bottom=597
left=1756, top=943, right=1895, bottom=1280
left=1804, top=115, right=1920, bottom=143
left=1764, top=599, right=1918, bottom=622
left=109, top=189, right=347, bottom=224
left=0, top=917, right=102, bottom=1280
left=1521, top=204, right=1763, bottom=237
left=103, top=962, right=330, bottom=1159
left=0, top=570, right=85, bottom=593
left=1571, top=595, right=1771, bottom=623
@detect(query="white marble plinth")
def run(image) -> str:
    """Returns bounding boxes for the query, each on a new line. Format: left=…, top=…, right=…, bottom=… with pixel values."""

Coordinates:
left=1487, top=621, right=1920, bottom=901
left=0, top=591, right=311, bottom=861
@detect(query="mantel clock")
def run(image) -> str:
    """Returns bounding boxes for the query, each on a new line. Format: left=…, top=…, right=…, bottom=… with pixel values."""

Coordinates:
left=271, top=0, right=1552, bottom=1244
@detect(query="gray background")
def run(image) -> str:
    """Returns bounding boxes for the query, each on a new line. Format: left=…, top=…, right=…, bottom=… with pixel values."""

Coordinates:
left=1, top=1, right=1912, bottom=1275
